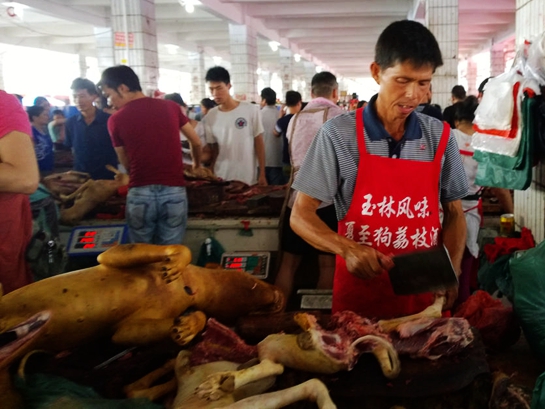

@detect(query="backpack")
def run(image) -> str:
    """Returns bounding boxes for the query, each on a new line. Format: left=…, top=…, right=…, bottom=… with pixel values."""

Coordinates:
left=26, top=185, right=67, bottom=280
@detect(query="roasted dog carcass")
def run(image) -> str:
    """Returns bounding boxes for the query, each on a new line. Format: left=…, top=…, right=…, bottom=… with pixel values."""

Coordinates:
left=0, top=244, right=284, bottom=353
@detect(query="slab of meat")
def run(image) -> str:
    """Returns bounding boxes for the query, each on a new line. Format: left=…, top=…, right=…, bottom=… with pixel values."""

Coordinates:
left=389, top=317, right=474, bottom=360
left=190, top=318, right=257, bottom=366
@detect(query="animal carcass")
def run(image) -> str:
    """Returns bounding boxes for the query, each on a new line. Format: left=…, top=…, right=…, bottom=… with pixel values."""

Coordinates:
left=0, top=243, right=284, bottom=352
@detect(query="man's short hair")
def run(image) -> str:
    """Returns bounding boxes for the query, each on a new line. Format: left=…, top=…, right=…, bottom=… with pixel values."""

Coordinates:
left=27, top=105, right=45, bottom=122
left=205, top=66, right=230, bottom=84
left=33, top=96, right=48, bottom=106
left=52, top=109, right=64, bottom=116
left=454, top=95, right=479, bottom=122
left=99, top=65, right=142, bottom=92
left=311, top=72, right=338, bottom=98
left=200, top=98, right=217, bottom=110
left=260, top=87, right=276, bottom=105
left=285, top=90, right=302, bottom=107
left=451, top=85, right=466, bottom=100
left=374, top=20, right=443, bottom=71
left=164, top=92, right=186, bottom=107
left=71, top=77, right=99, bottom=96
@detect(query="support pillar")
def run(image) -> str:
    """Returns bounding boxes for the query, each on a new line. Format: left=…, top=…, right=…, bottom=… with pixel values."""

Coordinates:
left=279, top=49, right=293, bottom=97
left=191, top=48, right=206, bottom=104
left=490, top=47, right=506, bottom=77
left=303, top=61, right=315, bottom=102
left=426, top=0, right=458, bottom=110
left=466, top=58, right=478, bottom=96
left=260, top=69, right=271, bottom=89
left=0, top=53, right=4, bottom=90
left=228, top=23, right=258, bottom=102
left=94, top=27, right=115, bottom=74
left=111, top=0, right=159, bottom=94
left=78, top=53, right=87, bottom=78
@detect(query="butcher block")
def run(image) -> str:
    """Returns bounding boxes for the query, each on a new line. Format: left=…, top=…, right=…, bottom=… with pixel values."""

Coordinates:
left=237, top=313, right=489, bottom=399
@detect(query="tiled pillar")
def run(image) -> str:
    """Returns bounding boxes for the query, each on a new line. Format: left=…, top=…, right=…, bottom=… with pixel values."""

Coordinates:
left=111, top=0, right=159, bottom=94
left=94, top=27, right=115, bottom=74
left=191, top=49, right=206, bottom=104
left=260, top=69, right=271, bottom=88
left=279, top=49, right=293, bottom=97
left=229, top=23, right=258, bottom=102
left=78, top=54, right=87, bottom=78
left=514, top=0, right=545, bottom=243
left=466, top=58, right=478, bottom=96
left=303, top=61, right=315, bottom=102
left=490, top=47, right=506, bottom=77
left=426, top=0, right=458, bottom=111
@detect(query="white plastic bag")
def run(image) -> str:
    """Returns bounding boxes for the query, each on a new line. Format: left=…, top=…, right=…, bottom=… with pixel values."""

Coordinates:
left=471, top=69, right=523, bottom=157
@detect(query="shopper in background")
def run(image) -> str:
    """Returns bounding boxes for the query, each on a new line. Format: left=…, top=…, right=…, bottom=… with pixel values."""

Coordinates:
left=204, top=66, right=266, bottom=186
left=443, top=84, right=466, bottom=128
left=48, top=109, right=66, bottom=147
left=0, top=90, right=39, bottom=293
left=274, top=90, right=302, bottom=180
left=28, top=105, right=54, bottom=176
left=416, top=84, right=443, bottom=121
left=274, top=72, right=345, bottom=300
left=100, top=65, right=202, bottom=244
left=260, top=87, right=285, bottom=185
left=65, top=78, right=119, bottom=180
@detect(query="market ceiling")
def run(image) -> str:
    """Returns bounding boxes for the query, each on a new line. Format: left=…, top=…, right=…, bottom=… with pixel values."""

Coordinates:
left=0, top=0, right=516, bottom=79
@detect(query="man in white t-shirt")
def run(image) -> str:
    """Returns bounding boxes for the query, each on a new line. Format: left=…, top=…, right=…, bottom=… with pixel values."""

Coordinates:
left=204, top=66, right=267, bottom=186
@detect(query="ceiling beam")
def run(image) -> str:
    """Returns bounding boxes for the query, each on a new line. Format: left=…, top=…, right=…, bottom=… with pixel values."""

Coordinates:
left=245, top=1, right=412, bottom=17
left=15, top=0, right=110, bottom=27
left=264, top=16, right=397, bottom=30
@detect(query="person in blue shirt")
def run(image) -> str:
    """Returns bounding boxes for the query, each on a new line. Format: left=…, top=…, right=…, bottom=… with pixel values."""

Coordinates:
left=65, top=78, right=118, bottom=180
left=27, top=105, right=54, bottom=176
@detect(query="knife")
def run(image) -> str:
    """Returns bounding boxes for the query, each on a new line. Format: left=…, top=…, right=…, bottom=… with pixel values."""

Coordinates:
left=388, top=245, right=458, bottom=295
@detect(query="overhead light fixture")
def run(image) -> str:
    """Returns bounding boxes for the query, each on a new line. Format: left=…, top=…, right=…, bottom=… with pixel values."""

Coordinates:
left=315, top=66, right=322, bottom=73
left=212, top=56, right=222, bottom=65
left=268, top=41, right=280, bottom=52
left=178, top=0, right=200, bottom=13
left=256, top=67, right=262, bottom=75
left=294, top=53, right=301, bottom=62
left=165, top=44, right=179, bottom=55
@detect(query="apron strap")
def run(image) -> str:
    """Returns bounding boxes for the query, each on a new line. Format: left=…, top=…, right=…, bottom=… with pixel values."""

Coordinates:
left=355, top=106, right=366, bottom=156
left=433, top=122, right=451, bottom=165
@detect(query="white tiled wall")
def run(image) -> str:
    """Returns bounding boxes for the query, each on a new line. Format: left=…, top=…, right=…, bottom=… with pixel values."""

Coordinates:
left=228, top=24, right=259, bottom=102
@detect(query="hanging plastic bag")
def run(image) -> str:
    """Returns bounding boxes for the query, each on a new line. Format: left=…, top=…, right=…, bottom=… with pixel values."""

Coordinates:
left=474, top=91, right=538, bottom=190
left=471, top=69, right=524, bottom=157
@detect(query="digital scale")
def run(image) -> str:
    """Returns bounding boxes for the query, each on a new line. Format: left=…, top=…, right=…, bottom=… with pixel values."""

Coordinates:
left=66, top=225, right=129, bottom=257
left=220, top=252, right=270, bottom=279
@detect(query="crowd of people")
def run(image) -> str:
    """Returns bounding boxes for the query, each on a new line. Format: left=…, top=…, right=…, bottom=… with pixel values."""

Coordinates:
left=1, top=20, right=516, bottom=322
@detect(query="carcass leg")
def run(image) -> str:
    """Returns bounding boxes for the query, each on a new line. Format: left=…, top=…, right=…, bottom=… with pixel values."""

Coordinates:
left=124, top=358, right=177, bottom=401
left=223, top=378, right=337, bottom=409
left=196, top=359, right=284, bottom=401
left=351, top=335, right=400, bottom=379
left=378, top=295, right=445, bottom=332
left=171, top=310, right=207, bottom=345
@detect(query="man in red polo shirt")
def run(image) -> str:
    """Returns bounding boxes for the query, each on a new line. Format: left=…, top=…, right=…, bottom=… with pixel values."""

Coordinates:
left=99, top=65, right=202, bottom=245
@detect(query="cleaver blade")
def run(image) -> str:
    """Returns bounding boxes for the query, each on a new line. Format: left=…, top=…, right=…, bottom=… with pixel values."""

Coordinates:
left=388, top=245, right=458, bottom=295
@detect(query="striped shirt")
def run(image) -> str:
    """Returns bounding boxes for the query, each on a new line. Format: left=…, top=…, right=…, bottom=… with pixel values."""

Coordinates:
left=292, top=95, right=468, bottom=221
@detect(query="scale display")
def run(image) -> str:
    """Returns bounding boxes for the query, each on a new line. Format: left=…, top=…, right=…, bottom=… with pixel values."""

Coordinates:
left=67, top=225, right=128, bottom=256
left=220, top=252, right=270, bottom=279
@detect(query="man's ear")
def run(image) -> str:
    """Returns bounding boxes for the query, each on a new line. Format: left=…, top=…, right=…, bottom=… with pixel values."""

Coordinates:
left=118, top=84, right=130, bottom=95
left=332, top=88, right=339, bottom=101
left=370, top=62, right=381, bottom=84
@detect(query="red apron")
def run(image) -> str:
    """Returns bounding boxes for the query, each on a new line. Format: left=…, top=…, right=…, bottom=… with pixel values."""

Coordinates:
left=333, top=108, right=450, bottom=319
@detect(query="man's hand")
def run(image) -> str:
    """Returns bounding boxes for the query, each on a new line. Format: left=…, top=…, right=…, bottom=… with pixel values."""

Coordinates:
left=258, top=173, right=268, bottom=186
left=342, top=243, right=394, bottom=280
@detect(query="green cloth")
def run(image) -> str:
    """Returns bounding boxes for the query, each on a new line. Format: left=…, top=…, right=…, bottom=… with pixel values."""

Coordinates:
left=196, top=237, right=225, bottom=267
left=533, top=371, right=545, bottom=409
left=15, top=373, right=163, bottom=409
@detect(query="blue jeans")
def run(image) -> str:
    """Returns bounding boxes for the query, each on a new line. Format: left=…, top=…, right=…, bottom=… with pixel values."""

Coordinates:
left=126, top=185, right=187, bottom=245
left=265, top=167, right=288, bottom=185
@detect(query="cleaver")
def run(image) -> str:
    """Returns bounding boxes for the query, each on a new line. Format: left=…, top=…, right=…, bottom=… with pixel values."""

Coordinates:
left=388, top=245, right=458, bottom=295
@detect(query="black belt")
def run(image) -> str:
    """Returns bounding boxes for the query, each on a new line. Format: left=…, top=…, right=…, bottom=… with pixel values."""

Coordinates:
left=462, top=194, right=481, bottom=201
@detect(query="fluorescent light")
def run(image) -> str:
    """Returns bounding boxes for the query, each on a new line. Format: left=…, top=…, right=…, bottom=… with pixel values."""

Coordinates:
left=315, top=66, right=322, bottom=73
left=294, top=53, right=301, bottom=62
left=185, top=3, right=194, bottom=13
left=268, top=41, right=280, bottom=52
left=212, top=56, right=222, bottom=65
left=165, top=44, right=179, bottom=55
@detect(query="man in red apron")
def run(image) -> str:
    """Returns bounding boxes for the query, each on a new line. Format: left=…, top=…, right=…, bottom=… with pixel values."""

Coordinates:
left=290, top=20, right=469, bottom=319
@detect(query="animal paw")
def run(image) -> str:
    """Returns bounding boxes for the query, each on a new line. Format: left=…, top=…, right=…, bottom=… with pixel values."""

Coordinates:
left=195, top=372, right=236, bottom=401
left=158, top=255, right=183, bottom=283
left=170, top=311, right=206, bottom=346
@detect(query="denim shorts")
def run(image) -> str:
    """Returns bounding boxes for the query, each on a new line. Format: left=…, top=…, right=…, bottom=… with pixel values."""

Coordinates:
left=126, top=185, right=187, bottom=245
